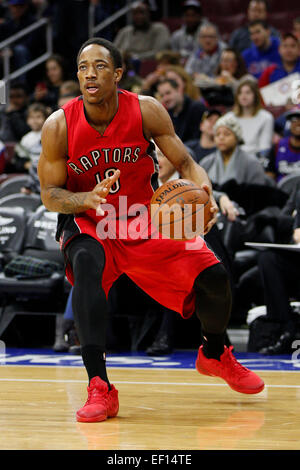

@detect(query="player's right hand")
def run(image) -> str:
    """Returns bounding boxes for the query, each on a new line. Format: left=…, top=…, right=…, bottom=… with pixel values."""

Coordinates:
left=88, top=169, right=120, bottom=215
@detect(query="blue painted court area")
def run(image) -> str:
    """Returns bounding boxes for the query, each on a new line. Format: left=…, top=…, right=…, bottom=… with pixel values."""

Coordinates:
left=1, top=348, right=300, bottom=371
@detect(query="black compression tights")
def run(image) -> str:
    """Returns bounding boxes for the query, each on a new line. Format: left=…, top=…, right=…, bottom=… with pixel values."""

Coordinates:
left=66, top=235, right=109, bottom=383
left=193, top=263, right=232, bottom=358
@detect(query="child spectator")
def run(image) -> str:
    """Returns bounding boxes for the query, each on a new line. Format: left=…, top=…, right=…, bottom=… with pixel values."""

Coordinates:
left=14, top=103, right=49, bottom=193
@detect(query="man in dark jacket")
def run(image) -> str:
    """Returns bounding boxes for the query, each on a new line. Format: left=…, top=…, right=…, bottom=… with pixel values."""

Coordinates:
left=157, top=77, right=206, bottom=142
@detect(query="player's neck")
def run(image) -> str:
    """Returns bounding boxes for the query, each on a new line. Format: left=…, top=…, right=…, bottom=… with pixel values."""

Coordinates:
left=83, top=92, right=119, bottom=128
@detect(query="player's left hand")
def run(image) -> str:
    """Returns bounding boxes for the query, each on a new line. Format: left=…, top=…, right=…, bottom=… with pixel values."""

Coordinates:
left=201, top=183, right=218, bottom=234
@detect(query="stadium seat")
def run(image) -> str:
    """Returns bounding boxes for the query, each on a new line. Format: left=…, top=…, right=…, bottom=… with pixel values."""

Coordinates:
left=277, top=171, right=300, bottom=195
left=0, top=206, right=27, bottom=269
left=0, top=174, right=33, bottom=198
left=0, top=206, right=66, bottom=337
left=0, top=193, right=41, bottom=211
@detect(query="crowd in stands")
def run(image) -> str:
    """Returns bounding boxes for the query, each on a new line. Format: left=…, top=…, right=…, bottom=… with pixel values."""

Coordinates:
left=1, top=0, right=300, bottom=356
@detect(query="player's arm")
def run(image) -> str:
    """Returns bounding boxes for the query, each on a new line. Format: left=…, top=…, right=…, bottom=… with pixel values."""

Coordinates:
left=139, top=95, right=218, bottom=231
left=38, top=110, right=120, bottom=214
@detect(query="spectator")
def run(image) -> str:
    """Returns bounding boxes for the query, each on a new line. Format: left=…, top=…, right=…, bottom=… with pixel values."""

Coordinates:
left=171, top=0, right=207, bottom=63
left=226, top=79, right=274, bottom=158
left=0, top=82, right=30, bottom=142
left=265, top=109, right=300, bottom=182
left=156, top=77, right=206, bottom=142
left=201, top=113, right=270, bottom=221
left=113, top=1, right=170, bottom=61
left=13, top=103, right=49, bottom=193
left=229, top=0, right=280, bottom=53
left=33, top=54, right=67, bottom=110
left=259, top=33, right=300, bottom=87
left=214, top=48, right=252, bottom=91
left=185, top=109, right=221, bottom=163
left=164, top=64, right=201, bottom=100
left=293, top=17, right=300, bottom=41
left=258, top=188, right=300, bottom=355
left=274, top=101, right=300, bottom=139
left=242, top=20, right=281, bottom=79
left=57, top=80, right=81, bottom=108
left=140, top=51, right=182, bottom=96
left=185, top=22, right=227, bottom=80
left=0, top=0, right=37, bottom=75
left=0, top=140, right=7, bottom=174
left=118, top=52, right=144, bottom=94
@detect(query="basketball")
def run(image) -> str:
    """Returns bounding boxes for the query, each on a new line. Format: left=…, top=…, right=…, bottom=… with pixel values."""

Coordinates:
left=150, top=179, right=212, bottom=240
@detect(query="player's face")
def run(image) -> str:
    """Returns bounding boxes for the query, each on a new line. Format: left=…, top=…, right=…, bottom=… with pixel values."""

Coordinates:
left=215, top=126, right=237, bottom=153
left=77, top=44, right=122, bottom=105
left=279, top=38, right=300, bottom=63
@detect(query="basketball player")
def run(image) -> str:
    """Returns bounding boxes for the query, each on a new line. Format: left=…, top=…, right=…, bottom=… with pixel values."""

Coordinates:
left=38, top=38, right=264, bottom=423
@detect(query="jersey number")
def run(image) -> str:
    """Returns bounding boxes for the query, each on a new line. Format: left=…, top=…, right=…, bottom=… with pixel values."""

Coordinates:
left=95, top=168, right=120, bottom=194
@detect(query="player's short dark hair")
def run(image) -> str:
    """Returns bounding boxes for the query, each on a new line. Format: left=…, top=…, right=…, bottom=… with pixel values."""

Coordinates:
left=248, top=19, right=269, bottom=29
left=77, top=38, right=123, bottom=69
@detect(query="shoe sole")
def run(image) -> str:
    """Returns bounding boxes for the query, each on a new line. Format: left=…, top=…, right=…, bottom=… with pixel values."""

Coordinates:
left=196, top=359, right=265, bottom=394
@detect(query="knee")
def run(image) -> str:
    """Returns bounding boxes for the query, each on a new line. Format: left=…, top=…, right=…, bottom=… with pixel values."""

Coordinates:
left=72, top=247, right=104, bottom=279
left=194, top=263, right=230, bottom=296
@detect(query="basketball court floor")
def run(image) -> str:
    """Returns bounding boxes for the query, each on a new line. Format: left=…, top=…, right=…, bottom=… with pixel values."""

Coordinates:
left=0, top=348, right=300, bottom=450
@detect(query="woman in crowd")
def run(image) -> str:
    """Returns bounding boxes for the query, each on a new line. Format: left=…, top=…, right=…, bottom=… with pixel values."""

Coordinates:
left=201, top=113, right=271, bottom=222
left=214, top=48, right=251, bottom=91
left=33, top=54, right=67, bottom=110
left=226, top=79, right=274, bottom=157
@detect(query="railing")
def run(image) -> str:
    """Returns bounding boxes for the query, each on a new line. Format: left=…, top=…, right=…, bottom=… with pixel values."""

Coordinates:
left=0, top=17, right=53, bottom=99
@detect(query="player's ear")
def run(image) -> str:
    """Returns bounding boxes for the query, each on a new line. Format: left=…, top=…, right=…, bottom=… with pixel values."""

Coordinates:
left=114, top=67, right=123, bottom=84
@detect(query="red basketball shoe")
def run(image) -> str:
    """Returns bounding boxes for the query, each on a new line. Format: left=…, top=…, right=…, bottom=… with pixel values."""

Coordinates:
left=196, top=345, right=264, bottom=394
left=76, top=376, right=119, bottom=422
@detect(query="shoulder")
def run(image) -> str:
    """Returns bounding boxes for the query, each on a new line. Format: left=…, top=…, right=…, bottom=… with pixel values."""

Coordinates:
left=41, top=109, right=67, bottom=152
left=152, top=22, right=170, bottom=33
left=200, top=151, right=217, bottom=167
left=258, top=109, right=274, bottom=121
left=138, top=94, right=165, bottom=115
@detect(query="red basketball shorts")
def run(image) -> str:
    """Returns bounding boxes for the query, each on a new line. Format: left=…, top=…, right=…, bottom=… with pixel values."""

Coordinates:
left=59, top=212, right=220, bottom=319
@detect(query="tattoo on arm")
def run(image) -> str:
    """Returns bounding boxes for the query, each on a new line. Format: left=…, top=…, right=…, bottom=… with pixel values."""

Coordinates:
left=45, top=187, right=89, bottom=214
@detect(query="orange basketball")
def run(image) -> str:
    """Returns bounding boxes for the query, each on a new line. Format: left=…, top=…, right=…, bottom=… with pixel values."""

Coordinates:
left=150, top=179, right=212, bottom=241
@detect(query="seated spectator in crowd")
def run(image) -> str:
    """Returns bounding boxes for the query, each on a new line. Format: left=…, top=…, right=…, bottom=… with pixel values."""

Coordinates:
left=0, top=140, right=7, bottom=174
left=13, top=103, right=48, bottom=193
left=0, top=0, right=37, bottom=76
left=57, top=81, right=81, bottom=108
left=259, top=33, right=300, bottom=87
left=213, top=48, right=253, bottom=91
left=156, top=77, right=206, bottom=142
left=164, top=64, right=201, bottom=101
left=274, top=101, right=300, bottom=139
left=185, top=109, right=221, bottom=163
left=242, top=20, right=281, bottom=79
left=201, top=114, right=270, bottom=221
left=185, top=22, right=227, bottom=81
left=258, top=188, right=300, bottom=355
left=140, top=50, right=181, bottom=96
left=229, top=0, right=280, bottom=53
left=171, top=0, right=207, bottom=63
left=33, top=54, right=67, bottom=110
left=226, top=79, right=274, bottom=158
left=118, top=52, right=145, bottom=94
left=0, top=82, right=30, bottom=142
left=265, top=109, right=300, bottom=182
left=293, top=16, right=300, bottom=41
left=113, top=1, right=170, bottom=61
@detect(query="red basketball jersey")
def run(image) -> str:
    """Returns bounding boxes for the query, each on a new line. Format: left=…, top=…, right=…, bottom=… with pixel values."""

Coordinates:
left=62, top=90, right=158, bottom=221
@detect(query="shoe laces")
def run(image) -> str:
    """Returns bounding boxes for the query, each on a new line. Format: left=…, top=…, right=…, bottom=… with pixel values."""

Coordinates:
left=85, top=383, right=108, bottom=406
left=222, top=346, right=250, bottom=377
